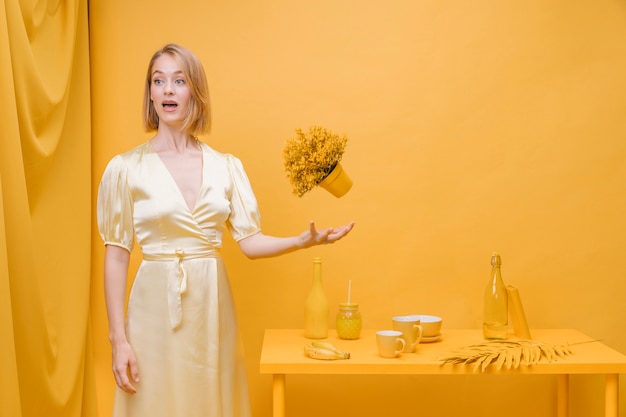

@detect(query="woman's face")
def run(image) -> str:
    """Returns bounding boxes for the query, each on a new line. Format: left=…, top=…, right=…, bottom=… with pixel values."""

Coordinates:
left=149, top=53, right=191, bottom=130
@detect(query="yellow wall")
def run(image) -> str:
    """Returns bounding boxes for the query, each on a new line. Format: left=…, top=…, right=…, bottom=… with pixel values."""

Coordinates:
left=90, top=1, right=626, bottom=416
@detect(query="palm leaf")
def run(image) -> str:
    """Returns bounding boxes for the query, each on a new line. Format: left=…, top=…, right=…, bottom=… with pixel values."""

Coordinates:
left=439, top=339, right=575, bottom=373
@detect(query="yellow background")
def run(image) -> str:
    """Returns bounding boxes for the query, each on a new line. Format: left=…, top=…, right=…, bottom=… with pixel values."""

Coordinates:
left=89, top=1, right=626, bottom=416
left=2, top=0, right=625, bottom=416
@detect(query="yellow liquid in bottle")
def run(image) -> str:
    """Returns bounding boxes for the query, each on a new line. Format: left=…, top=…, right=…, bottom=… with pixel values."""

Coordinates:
left=483, top=322, right=507, bottom=339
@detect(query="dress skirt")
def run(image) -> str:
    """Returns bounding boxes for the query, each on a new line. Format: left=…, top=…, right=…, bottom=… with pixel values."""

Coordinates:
left=111, top=256, right=251, bottom=417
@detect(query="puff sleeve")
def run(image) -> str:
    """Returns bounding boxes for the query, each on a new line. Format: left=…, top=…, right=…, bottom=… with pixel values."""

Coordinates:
left=97, top=155, right=135, bottom=252
left=225, top=154, right=262, bottom=242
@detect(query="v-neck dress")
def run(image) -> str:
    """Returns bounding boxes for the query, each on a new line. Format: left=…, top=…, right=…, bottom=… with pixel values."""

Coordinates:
left=97, top=141, right=260, bottom=417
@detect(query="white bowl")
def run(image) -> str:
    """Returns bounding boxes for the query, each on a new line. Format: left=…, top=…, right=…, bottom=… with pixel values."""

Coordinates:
left=418, top=315, right=443, bottom=337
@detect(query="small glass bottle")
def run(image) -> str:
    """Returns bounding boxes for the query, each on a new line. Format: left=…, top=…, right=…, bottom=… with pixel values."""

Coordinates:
left=336, top=302, right=362, bottom=340
left=304, top=257, right=329, bottom=339
left=483, top=252, right=508, bottom=340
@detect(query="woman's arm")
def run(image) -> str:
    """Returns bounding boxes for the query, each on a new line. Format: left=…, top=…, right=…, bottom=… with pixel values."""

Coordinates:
left=104, top=244, right=139, bottom=394
left=238, top=220, right=355, bottom=259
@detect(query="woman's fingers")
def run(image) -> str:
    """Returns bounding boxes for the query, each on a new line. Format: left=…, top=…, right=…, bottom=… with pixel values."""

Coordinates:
left=112, top=344, right=138, bottom=394
left=327, top=221, right=355, bottom=242
left=309, top=221, right=355, bottom=244
left=113, top=362, right=137, bottom=394
left=129, top=357, right=140, bottom=384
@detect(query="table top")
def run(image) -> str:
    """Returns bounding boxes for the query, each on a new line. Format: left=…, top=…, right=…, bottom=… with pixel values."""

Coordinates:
left=259, top=329, right=626, bottom=375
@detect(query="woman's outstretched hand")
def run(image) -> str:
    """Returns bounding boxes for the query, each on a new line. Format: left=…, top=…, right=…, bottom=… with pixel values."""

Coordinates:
left=300, top=220, right=355, bottom=247
left=237, top=220, right=355, bottom=259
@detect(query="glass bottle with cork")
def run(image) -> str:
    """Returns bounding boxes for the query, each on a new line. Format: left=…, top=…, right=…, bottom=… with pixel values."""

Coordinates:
left=483, top=252, right=508, bottom=340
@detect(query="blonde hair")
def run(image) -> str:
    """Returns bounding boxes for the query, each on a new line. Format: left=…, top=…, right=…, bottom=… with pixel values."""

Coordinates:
left=142, top=44, right=211, bottom=135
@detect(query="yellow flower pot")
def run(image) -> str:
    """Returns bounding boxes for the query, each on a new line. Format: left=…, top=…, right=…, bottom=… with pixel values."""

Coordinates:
left=318, top=163, right=353, bottom=198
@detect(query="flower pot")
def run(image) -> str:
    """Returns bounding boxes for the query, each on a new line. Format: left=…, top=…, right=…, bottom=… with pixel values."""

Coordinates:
left=318, top=163, right=353, bottom=198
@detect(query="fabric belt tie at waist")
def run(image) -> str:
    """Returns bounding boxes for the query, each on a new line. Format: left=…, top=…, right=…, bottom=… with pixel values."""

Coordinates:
left=143, top=248, right=218, bottom=330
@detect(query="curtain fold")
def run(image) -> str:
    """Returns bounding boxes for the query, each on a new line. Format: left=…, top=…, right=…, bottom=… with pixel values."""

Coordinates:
left=0, top=0, right=96, bottom=416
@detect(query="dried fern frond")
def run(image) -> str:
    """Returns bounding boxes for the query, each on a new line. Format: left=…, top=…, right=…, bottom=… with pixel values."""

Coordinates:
left=439, top=340, right=574, bottom=372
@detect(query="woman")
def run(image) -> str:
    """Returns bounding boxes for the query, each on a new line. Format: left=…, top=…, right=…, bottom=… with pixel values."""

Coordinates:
left=97, top=43, right=354, bottom=417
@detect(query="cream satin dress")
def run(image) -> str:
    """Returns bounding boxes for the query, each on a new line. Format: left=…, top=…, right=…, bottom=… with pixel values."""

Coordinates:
left=97, top=141, right=260, bottom=417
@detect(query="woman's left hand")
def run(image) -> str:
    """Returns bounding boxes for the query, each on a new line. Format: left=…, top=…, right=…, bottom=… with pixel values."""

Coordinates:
left=302, top=220, right=355, bottom=247
left=237, top=220, right=356, bottom=259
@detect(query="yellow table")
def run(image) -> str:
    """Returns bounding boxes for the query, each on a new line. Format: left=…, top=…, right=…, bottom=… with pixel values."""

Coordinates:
left=259, top=329, right=626, bottom=417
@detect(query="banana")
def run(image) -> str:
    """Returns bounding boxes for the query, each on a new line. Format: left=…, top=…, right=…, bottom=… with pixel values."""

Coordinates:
left=311, top=341, right=351, bottom=358
left=303, top=342, right=350, bottom=360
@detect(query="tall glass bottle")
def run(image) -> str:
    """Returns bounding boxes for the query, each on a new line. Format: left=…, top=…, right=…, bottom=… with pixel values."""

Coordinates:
left=483, top=252, right=508, bottom=339
left=304, top=257, right=329, bottom=339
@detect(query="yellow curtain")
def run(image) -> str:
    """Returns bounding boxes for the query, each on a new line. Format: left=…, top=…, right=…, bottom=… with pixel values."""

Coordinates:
left=0, top=0, right=96, bottom=416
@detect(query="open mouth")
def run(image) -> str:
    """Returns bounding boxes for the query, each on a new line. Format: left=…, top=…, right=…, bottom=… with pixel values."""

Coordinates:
left=163, top=101, right=178, bottom=109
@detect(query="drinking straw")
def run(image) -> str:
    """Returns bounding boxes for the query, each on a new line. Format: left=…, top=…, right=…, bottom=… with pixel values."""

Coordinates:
left=347, top=280, right=352, bottom=304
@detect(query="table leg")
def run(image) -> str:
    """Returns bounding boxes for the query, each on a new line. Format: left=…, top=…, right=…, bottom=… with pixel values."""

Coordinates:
left=557, top=374, right=569, bottom=417
left=605, top=374, right=618, bottom=417
left=273, top=374, right=286, bottom=417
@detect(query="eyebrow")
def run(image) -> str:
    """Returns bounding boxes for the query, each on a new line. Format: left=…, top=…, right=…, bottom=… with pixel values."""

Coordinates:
left=152, top=69, right=184, bottom=76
